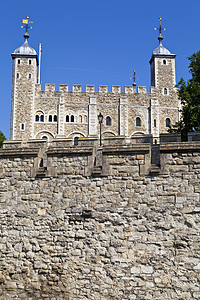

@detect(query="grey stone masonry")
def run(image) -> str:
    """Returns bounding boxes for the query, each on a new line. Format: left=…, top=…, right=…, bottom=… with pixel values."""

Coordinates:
left=0, top=139, right=200, bottom=299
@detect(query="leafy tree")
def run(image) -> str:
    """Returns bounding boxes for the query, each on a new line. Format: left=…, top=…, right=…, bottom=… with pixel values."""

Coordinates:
left=170, top=51, right=200, bottom=141
left=0, top=131, right=6, bottom=148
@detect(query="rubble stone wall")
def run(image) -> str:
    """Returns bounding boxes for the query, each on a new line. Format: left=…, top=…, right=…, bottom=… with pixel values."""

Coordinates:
left=0, top=143, right=200, bottom=299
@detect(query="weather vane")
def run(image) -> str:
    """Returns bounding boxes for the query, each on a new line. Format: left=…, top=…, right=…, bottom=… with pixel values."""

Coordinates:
left=130, top=70, right=137, bottom=90
left=21, top=16, right=33, bottom=33
left=154, top=17, right=165, bottom=36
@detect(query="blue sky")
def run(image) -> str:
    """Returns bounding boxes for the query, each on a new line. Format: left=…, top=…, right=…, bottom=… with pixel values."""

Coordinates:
left=1, top=0, right=200, bottom=138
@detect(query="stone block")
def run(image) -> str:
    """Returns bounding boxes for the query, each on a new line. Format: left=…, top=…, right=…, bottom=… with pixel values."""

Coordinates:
left=141, top=266, right=154, bottom=274
left=130, top=267, right=140, bottom=274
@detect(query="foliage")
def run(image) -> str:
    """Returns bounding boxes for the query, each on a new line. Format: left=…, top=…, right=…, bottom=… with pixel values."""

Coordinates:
left=0, top=131, right=6, bottom=148
left=169, top=51, right=200, bottom=141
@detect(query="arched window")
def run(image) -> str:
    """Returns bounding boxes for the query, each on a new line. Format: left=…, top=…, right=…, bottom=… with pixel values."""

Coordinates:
left=29, top=74, right=31, bottom=79
left=164, top=88, right=168, bottom=95
left=35, top=115, right=39, bottom=122
left=79, top=115, right=83, bottom=123
left=42, top=136, right=48, bottom=139
left=66, top=115, right=69, bottom=122
left=154, top=119, right=156, bottom=127
left=29, top=60, right=32, bottom=65
left=136, top=117, right=141, bottom=127
left=54, top=115, right=57, bottom=122
left=18, top=59, right=20, bottom=65
left=71, top=115, right=74, bottom=122
left=17, top=73, right=19, bottom=79
left=166, top=118, right=171, bottom=127
left=40, top=115, right=44, bottom=122
left=49, top=115, right=52, bottom=122
left=163, top=60, right=166, bottom=65
left=84, top=115, right=87, bottom=123
left=106, top=116, right=111, bottom=126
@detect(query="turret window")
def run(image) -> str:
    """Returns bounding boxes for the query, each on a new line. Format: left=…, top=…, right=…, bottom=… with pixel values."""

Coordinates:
left=18, top=59, right=20, bottom=65
left=164, top=88, right=168, bottom=95
left=163, top=60, right=167, bottom=65
left=40, top=115, right=44, bottom=122
left=166, top=118, right=171, bottom=127
left=53, top=115, right=57, bottom=122
left=17, top=73, right=19, bottom=79
left=29, top=74, right=31, bottom=79
left=154, top=119, right=157, bottom=127
left=35, top=115, right=39, bottom=122
left=49, top=115, right=52, bottom=122
left=136, top=117, right=141, bottom=127
left=79, top=115, right=83, bottom=123
left=29, top=60, right=32, bottom=65
left=20, top=123, right=25, bottom=131
left=71, top=115, right=74, bottom=122
left=66, top=115, right=69, bottom=122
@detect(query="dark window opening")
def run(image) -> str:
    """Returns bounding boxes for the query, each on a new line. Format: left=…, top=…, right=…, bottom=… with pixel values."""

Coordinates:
left=21, top=123, right=24, bottom=130
left=29, top=74, right=31, bottom=79
left=164, top=88, right=168, bottom=95
left=29, top=60, right=32, bottom=65
left=18, top=59, right=20, bottom=64
left=40, top=115, right=44, bottom=122
left=17, top=73, right=19, bottom=79
left=166, top=118, right=171, bottom=127
left=106, top=116, right=111, bottom=126
left=42, top=136, right=47, bottom=139
left=49, top=115, right=52, bottom=122
left=74, top=137, right=79, bottom=146
left=35, top=115, right=39, bottom=122
left=66, top=115, right=69, bottom=122
left=39, top=158, right=44, bottom=168
left=163, top=60, right=166, bottom=65
left=154, top=119, right=156, bottom=127
left=71, top=115, right=74, bottom=122
left=54, top=115, right=57, bottom=122
left=136, top=117, right=141, bottom=127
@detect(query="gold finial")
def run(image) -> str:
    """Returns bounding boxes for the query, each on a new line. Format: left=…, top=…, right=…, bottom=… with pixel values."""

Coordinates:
left=21, top=16, right=33, bottom=33
left=154, top=17, right=165, bottom=36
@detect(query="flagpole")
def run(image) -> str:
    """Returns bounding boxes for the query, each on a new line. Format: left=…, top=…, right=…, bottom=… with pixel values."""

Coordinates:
left=38, top=43, right=42, bottom=84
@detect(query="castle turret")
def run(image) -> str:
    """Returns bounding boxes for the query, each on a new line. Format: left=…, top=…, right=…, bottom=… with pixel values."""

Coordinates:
left=10, top=27, right=38, bottom=140
left=149, top=18, right=177, bottom=143
left=149, top=18, right=176, bottom=91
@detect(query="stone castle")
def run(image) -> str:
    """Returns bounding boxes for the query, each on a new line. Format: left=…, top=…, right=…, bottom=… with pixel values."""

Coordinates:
left=0, top=19, right=199, bottom=300
left=10, top=24, right=180, bottom=145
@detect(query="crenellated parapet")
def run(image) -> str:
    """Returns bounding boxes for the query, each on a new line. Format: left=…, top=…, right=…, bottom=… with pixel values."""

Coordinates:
left=35, top=83, right=151, bottom=96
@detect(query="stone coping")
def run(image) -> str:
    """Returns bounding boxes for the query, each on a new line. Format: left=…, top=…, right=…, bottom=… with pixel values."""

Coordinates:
left=102, top=144, right=150, bottom=155
left=47, top=146, right=93, bottom=156
left=0, top=148, right=39, bottom=157
left=160, top=141, right=200, bottom=152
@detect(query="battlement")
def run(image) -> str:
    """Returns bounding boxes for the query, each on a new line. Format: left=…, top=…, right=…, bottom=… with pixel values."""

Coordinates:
left=35, top=83, right=150, bottom=95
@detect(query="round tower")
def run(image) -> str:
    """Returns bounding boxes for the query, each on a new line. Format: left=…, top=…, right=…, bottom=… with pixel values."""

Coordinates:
left=10, top=29, right=38, bottom=140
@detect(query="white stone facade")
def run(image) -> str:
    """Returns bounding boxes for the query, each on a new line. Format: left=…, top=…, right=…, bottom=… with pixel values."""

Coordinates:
left=10, top=35, right=179, bottom=144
